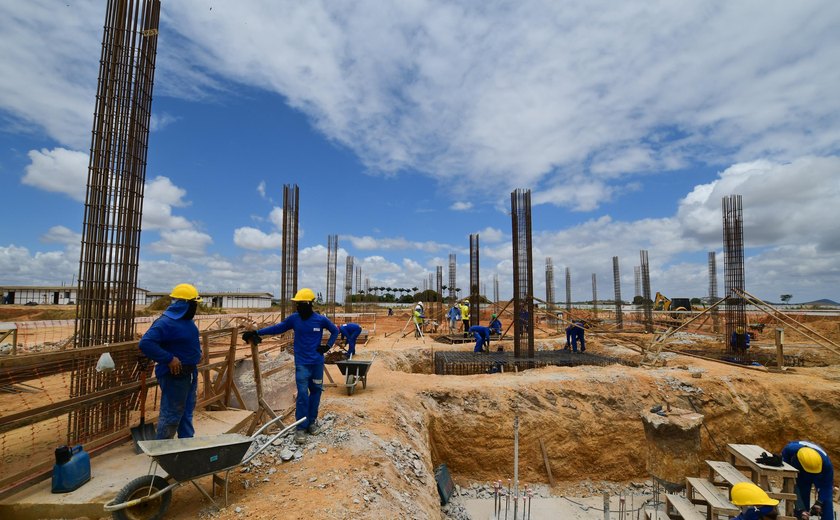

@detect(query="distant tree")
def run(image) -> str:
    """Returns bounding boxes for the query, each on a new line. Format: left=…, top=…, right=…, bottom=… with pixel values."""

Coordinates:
left=632, top=295, right=645, bottom=305
left=690, top=297, right=703, bottom=306
left=780, top=294, right=793, bottom=304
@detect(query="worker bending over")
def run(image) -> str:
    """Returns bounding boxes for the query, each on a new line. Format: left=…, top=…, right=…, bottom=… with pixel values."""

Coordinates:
left=139, top=283, right=202, bottom=439
left=730, top=482, right=780, bottom=520
left=242, top=288, right=337, bottom=444
left=571, top=321, right=586, bottom=352
left=730, top=326, right=751, bottom=354
left=337, top=322, right=362, bottom=358
left=781, top=440, right=834, bottom=520
left=469, top=325, right=491, bottom=353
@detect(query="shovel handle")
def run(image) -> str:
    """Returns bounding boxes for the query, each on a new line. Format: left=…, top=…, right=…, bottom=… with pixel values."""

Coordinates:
left=138, top=367, right=149, bottom=422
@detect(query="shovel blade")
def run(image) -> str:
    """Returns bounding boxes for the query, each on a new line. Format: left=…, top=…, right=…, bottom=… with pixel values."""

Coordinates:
left=131, top=422, right=157, bottom=454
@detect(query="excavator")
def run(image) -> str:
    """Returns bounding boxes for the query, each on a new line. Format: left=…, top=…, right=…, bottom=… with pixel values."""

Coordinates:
left=653, top=292, right=692, bottom=313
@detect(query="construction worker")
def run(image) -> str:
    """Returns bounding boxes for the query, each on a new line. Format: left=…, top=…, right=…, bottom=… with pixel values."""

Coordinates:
left=468, top=325, right=491, bottom=353
left=242, top=288, right=338, bottom=444
left=447, top=304, right=461, bottom=334
left=565, top=322, right=574, bottom=349
left=489, top=314, right=502, bottom=335
left=460, top=300, right=470, bottom=338
left=139, top=283, right=202, bottom=439
left=572, top=320, right=586, bottom=352
left=730, top=326, right=751, bottom=354
left=413, top=303, right=425, bottom=337
left=781, top=441, right=834, bottom=520
left=337, top=321, right=362, bottom=358
left=730, top=482, right=780, bottom=520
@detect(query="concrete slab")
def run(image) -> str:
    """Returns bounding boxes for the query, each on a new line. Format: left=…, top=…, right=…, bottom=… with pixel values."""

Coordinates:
left=0, top=409, right=252, bottom=520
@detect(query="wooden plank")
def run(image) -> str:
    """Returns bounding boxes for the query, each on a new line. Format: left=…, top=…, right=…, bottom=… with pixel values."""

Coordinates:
left=706, top=460, right=749, bottom=487
left=685, top=477, right=738, bottom=514
left=665, top=494, right=705, bottom=520
left=539, top=438, right=555, bottom=487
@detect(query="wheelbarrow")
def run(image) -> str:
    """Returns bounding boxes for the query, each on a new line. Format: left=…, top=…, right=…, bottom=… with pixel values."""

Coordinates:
left=104, top=415, right=305, bottom=520
left=335, top=352, right=377, bottom=395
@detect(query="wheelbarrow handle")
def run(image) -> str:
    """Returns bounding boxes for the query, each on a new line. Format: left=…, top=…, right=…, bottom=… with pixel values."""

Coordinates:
left=242, top=417, right=306, bottom=466
left=250, top=413, right=287, bottom=438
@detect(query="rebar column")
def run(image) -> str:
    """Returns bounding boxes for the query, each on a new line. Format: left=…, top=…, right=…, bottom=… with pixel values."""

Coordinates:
left=280, top=184, right=300, bottom=318
left=613, top=256, right=623, bottom=329
left=344, top=256, right=354, bottom=313
left=511, top=189, right=535, bottom=358
left=493, top=274, right=500, bottom=315
left=708, top=251, right=720, bottom=333
left=470, top=234, right=480, bottom=326
left=448, top=254, right=457, bottom=304
left=436, top=266, right=444, bottom=324
left=326, top=235, right=338, bottom=320
left=722, top=195, right=746, bottom=351
left=592, top=273, right=598, bottom=317
left=565, top=267, right=572, bottom=313
left=355, top=265, right=362, bottom=304
left=71, top=0, right=161, bottom=444
left=545, top=258, right=555, bottom=327
left=640, top=250, right=653, bottom=333
left=634, top=266, right=642, bottom=300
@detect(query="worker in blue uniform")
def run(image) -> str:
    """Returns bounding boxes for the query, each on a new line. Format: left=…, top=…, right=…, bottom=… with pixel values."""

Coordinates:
left=337, top=322, right=363, bottom=358
left=139, top=283, right=202, bottom=439
left=730, top=326, right=751, bottom=354
left=447, top=305, right=461, bottom=334
left=489, top=314, right=502, bottom=335
left=565, top=323, right=574, bottom=349
left=469, top=325, right=491, bottom=353
left=781, top=440, right=834, bottom=520
left=242, top=288, right=338, bottom=444
left=730, top=482, right=780, bottom=520
left=571, top=321, right=586, bottom=352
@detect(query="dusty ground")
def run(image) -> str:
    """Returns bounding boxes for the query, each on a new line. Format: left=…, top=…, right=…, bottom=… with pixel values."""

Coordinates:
left=4, top=308, right=840, bottom=519
left=156, top=311, right=840, bottom=520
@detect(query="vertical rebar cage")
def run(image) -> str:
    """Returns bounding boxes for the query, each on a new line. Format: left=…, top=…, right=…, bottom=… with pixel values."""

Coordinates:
left=708, top=251, right=719, bottom=333
left=72, top=0, right=161, bottom=444
left=469, top=234, right=480, bottom=326
left=281, top=184, right=299, bottom=319
left=591, top=273, right=598, bottom=317
left=436, top=266, right=443, bottom=324
left=493, top=274, right=500, bottom=315
left=344, top=256, right=354, bottom=313
left=511, top=189, right=534, bottom=358
left=545, top=258, right=555, bottom=327
left=448, top=253, right=457, bottom=304
left=634, top=266, right=642, bottom=300
left=565, top=267, right=572, bottom=313
left=613, top=256, right=623, bottom=329
left=722, top=195, right=746, bottom=351
left=326, top=235, right=338, bottom=320
left=640, top=250, right=653, bottom=333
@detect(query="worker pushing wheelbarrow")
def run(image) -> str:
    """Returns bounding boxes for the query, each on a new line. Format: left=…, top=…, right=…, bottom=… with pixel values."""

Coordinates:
left=104, top=415, right=305, bottom=520
left=335, top=352, right=377, bottom=395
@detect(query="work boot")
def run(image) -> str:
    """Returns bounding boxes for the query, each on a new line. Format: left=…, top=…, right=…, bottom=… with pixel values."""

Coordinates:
left=307, top=421, right=320, bottom=435
left=294, top=429, right=307, bottom=444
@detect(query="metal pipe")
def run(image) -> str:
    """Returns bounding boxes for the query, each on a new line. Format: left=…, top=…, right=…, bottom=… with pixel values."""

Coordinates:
left=513, top=416, right=519, bottom=520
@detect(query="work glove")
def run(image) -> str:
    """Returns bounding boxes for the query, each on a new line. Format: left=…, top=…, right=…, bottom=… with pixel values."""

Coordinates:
left=316, top=344, right=331, bottom=354
left=242, top=330, right=262, bottom=345
left=755, top=451, right=783, bottom=467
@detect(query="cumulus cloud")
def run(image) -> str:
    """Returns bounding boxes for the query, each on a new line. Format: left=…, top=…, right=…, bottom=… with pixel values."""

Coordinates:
left=143, top=176, right=193, bottom=230
left=233, top=227, right=282, bottom=251
left=0, top=245, right=77, bottom=286
left=450, top=201, right=473, bottom=211
left=474, top=227, right=505, bottom=243
left=344, top=235, right=451, bottom=253
left=41, top=226, right=80, bottom=245
left=149, top=112, right=179, bottom=132
left=149, top=229, right=213, bottom=257
left=21, top=148, right=88, bottom=201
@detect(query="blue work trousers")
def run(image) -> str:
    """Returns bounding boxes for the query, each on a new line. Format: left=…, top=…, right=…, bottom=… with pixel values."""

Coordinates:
left=572, top=332, right=586, bottom=352
left=156, top=369, right=197, bottom=439
left=345, top=330, right=361, bottom=356
left=295, top=363, right=324, bottom=430
left=474, top=335, right=487, bottom=353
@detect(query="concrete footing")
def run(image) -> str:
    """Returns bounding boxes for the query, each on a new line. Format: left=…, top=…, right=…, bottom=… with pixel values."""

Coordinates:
left=0, top=409, right=252, bottom=520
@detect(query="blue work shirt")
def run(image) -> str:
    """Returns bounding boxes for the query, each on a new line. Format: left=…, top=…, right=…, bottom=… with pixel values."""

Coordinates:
left=469, top=325, right=490, bottom=340
left=258, top=313, right=338, bottom=364
left=139, top=300, right=201, bottom=378
left=338, top=323, right=362, bottom=339
left=781, top=440, right=834, bottom=519
left=489, top=318, right=502, bottom=333
left=447, top=307, right=461, bottom=321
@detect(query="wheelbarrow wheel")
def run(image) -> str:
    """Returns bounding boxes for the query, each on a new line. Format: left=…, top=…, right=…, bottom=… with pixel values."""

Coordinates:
left=345, top=372, right=356, bottom=395
left=112, top=475, right=172, bottom=520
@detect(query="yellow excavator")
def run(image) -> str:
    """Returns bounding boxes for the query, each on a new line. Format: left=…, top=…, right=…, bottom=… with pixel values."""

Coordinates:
left=654, top=292, right=692, bottom=312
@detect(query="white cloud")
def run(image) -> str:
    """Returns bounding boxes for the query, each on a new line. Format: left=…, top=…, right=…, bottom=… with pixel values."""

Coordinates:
left=21, top=148, right=88, bottom=201
left=450, top=201, right=473, bottom=211
left=41, top=226, right=80, bottom=245
left=143, top=176, right=193, bottom=231
left=257, top=181, right=267, bottom=199
left=474, top=227, right=505, bottom=243
left=233, top=227, right=282, bottom=251
left=344, top=235, right=451, bottom=253
left=149, top=112, right=179, bottom=132
left=0, top=245, right=77, bottom=286
left=149, top=229, right=213, bottom=257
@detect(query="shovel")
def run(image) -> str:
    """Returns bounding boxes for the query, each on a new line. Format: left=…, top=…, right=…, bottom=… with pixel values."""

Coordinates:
left=131, top=359, right=156, bottom=453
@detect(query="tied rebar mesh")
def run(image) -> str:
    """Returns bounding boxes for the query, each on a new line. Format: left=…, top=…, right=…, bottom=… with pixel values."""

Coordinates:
left=326, top=235, right=338, bottom=320
left=708, top=251, right=720, bottom=333
left=433, top=351, right=627, bottom=375
left=565, top=267, right=572, bottom=313
left=592, top=273, right=598, bottom=317
left=722, top=195, right=746, bottom=351
left=511, top=189, right=534, bottom=358
left=344, top=256, right=354, bottom=313
left=613, top=256, right=623, bottom=329
left=470, top=234, right=480, bottom=326
left=640, top=250, right=653, bottom=333
left=545, top=258, right=555, bottom=327
left=436, top=266, right=444, bottom=324
left=281, top=184, right=300, bottom=319
left=448, top=254, right=457, bottom=304
left=72, top=0, right=161, bottom=444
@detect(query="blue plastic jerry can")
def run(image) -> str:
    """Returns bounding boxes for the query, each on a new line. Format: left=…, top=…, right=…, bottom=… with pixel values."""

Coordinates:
left=51, top=445, right=91, bottom=493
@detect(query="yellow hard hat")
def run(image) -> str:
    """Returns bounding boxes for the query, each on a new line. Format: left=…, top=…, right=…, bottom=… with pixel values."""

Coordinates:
left=730, top=482, right=779, bottom=507
left=169, top=283, right=201, bottom=301
left=797, top=447, right=823, bottom=473
left=291, top=288, right=316, bottom=302
left=735, top=326, right=745, bottom=334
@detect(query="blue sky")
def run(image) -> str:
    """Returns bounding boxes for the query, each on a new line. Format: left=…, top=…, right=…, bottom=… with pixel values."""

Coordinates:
left=2, top=1, right=840, bottom=303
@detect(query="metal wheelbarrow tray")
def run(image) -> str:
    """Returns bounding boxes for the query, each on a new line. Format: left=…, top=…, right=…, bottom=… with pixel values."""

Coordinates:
left=104, top=415, right=305, bottom=519
left=335, top=352, right=377, bottom=395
